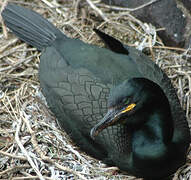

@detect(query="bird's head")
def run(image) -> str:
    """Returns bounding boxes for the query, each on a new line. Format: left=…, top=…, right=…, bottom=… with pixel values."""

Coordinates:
left=90, top=78, right=170, bottom=139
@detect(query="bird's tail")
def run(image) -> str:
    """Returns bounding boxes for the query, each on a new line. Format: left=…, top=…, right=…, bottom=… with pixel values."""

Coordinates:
left=1, top=3, right=64, bottom=50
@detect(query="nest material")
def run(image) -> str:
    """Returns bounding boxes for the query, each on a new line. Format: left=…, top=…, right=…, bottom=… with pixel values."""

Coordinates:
left=0, top=0, right=191, bottom=179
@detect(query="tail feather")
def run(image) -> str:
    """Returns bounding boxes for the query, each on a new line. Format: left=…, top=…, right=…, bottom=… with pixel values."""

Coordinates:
left=2, top=3, right=64, bottom=50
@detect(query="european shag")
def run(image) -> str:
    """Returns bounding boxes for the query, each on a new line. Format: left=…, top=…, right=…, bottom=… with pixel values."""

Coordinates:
left=1, top=3, right=190, bottom=179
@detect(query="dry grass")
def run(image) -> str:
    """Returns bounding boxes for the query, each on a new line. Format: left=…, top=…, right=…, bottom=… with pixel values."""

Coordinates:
left=0, top=0, right=191, bottom=179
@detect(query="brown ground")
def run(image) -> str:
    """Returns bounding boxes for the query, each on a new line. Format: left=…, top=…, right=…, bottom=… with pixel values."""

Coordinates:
left=0, top=0, right=191, bottom=179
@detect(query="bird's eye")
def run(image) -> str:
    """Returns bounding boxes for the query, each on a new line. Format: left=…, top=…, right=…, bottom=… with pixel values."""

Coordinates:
left=123, top=98, right=129, bottom=105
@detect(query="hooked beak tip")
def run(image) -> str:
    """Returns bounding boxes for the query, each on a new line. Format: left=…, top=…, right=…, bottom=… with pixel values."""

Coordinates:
left=90, top=108, right=117, bottom=140
left=90, top=127, right=96, bottom=140
left=90, top=125, right=101, bottom=139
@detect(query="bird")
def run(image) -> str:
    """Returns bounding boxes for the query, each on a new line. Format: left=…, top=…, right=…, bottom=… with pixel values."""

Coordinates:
left=1, top=3, right=190, bottom=179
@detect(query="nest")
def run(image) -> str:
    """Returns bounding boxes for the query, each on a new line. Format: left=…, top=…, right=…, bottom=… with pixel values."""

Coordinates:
left=0, top=0, right=190, bottom=179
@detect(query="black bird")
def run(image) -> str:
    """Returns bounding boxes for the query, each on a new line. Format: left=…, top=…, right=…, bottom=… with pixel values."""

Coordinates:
left=2, top=3, right=190, bottom=179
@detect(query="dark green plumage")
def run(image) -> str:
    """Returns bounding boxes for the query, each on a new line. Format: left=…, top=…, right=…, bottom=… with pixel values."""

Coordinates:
left=2, top=3, right=190, bottom=179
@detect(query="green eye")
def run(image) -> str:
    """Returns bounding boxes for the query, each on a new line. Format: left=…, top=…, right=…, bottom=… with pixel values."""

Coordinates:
left=124, top=98, right=129, bottom=105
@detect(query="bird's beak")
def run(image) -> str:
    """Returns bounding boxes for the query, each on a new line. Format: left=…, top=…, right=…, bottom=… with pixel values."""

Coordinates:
left=90, top=103, right=136, bottom=139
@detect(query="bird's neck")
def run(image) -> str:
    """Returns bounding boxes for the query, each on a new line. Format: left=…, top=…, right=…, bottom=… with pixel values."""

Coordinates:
left=145, top=108, right=174, bottom=143
left=130, top=105, right=174, bottom=165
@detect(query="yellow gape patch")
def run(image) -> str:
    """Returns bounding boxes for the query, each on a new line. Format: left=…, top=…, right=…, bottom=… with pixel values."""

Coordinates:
left=122, top=103, right=136, bottom=113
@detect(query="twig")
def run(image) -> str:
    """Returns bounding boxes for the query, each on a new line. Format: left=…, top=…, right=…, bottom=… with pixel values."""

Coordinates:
left=13, top=177, right=40, bottom=180
left=153, top=45, right=186, bottom=52
left=0, top=0, right=8, bottom=39
left=0, top=38, right=18, bottom=53
left=86, top=0, right=109, bottom=21
left=54, top=161, right=88, bottom=180
left=149, top=35, right=155, bottom=60
left=97, top=0, right=159, bottom=12
left=12, top=176, right=53, bottom=180
left=128, top=44, right=186, bottom=52
left=0, top=44, right=26, bottom=59
left=40, top=0, right=55, bottom=8
left=40, top=0, right=66, bottom=18
left=175, top=70, right=191, bottom=92
left=15, top=117, right=45, bottom=180
left=0, top=165, right=30, bottom=176
left=0, top=150, right=27, bottom=161
left=0, top=53, right=37, bottom=72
